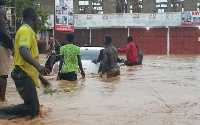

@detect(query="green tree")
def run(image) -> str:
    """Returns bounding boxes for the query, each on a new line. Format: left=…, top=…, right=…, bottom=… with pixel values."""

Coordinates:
left=7, top=0, right=48, bottom=33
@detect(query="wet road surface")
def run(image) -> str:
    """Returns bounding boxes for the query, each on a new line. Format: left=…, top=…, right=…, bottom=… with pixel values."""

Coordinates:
left=1, top=54, right=200, bottom=125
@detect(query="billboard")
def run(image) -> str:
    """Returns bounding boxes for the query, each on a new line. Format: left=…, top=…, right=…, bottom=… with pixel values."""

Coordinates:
left=55, top=0, right=74, bottom=32
left=181, top=11, right=200, bottom=25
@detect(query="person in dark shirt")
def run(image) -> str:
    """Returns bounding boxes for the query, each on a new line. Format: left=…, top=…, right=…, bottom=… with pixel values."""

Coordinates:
left=92, top=49, right=105, bottom=73
left=54, top=45, right=61, bottom=62
left=45, top=53, right=56, bottom=72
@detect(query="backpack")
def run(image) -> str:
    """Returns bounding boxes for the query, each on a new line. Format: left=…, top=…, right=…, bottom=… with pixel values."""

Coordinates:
left=135, top=45, right=143, bottom=64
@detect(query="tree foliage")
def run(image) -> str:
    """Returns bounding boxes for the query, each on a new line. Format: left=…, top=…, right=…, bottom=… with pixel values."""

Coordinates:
left=7, top=0, right=48, bottom=32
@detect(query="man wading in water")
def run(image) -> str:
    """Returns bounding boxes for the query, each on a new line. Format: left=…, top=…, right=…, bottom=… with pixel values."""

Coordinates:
left=101, top=35, right=120, bottom=78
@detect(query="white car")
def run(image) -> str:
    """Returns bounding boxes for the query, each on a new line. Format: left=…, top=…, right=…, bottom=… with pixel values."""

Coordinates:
left=52, top=47, right=104, bottom=74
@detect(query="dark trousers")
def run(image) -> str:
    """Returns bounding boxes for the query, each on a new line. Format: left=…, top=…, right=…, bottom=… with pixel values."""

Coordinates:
left=98, top=64, right=103, bottom=73
left=60, top=71, right=77, bottom=81
left=126, top=62, right=142, bottom=66
left=0, top=78, right=39, bottom=119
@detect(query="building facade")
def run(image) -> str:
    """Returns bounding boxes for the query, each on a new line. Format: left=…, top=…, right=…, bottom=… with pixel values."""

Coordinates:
left=36, top=0, right=200, bottom=14
left=36, top=0, right=200, bottom=54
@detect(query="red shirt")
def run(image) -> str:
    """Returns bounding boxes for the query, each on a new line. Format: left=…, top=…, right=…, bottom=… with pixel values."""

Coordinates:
left=117, top=42, right=138, bottom=65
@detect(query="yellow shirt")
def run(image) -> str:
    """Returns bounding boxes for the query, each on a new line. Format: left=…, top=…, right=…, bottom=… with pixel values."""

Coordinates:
left=14, top=24, right=40, bottom=87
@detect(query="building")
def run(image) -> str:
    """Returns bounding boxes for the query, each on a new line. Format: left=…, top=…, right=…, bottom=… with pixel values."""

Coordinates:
left=36, top=0, right=200, bottom=14
left=36, top=0, right=200, bottom=54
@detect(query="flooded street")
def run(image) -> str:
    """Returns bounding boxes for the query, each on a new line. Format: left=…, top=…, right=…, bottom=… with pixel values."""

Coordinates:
left=1, top=54, right=200, bottom=125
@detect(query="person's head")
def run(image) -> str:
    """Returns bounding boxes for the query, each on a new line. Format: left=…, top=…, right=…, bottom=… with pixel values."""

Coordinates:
left=55, top=46, right=60, bottom=55
left=23, top=7, right=39, bottom=32
left=66, top=33, right=74, bottom=43
left=0, top=0, right=7, bottom=5
left=61, top=42, right=66, bottom=46
left=104, top=35, right=112, bottom=45
left=127, top=36, right=133, bottom=43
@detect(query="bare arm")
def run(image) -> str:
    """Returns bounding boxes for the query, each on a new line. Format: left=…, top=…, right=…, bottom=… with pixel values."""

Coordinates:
left=117, top=43, right=131, bottom=53
left=39, top=74, right=50, bottom=87
left=58, top=55, right=64, bottom=73
left=92, top=53, right=101, bottom=64
left=92, top=49, right=104, bottom=64
left=101, top=49, right=108, bottom=75
left=19, top=47, right=50, bottom=75
left=57, top=55, right=64, bottom=80
left=19, top=47, right=40, bottom=68
left=77, top=55, right=85, bottom=77
left=19, top=47, right=50, bottom=87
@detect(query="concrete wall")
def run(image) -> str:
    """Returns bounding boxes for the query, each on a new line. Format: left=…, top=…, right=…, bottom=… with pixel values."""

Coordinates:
left=184, top=0, right=198, bottom=11
left=103, top=0, right=117, bottom=14
left=74, top=0, right=79, bottom=14
left=141, top=0, right=156, bottom=13
left=73, top=13, right=181, bottom=28
left=47, top=13, right=182, bottom=28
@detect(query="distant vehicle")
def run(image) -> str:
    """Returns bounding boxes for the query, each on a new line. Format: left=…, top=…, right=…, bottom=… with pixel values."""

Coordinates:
left=52, top=47, right=104, bottom=74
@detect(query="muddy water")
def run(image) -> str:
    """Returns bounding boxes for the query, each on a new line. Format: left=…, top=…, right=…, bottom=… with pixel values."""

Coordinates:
left=1, top=54, right=200, bottom=125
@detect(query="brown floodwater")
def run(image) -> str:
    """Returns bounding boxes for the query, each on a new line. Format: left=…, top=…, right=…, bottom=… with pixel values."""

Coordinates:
left=1, top=54, right=200, bottom=125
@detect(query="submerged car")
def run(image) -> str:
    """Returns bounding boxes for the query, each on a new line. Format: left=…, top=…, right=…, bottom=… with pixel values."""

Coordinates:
left=52, top=47, right=104, bottom=74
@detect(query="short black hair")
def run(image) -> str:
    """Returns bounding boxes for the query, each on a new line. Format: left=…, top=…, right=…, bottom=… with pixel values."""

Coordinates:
left=61, top=42, right=66, bottom=46
left=105, top=35, right=112, bottom=44
left=66, top=33, right=74, bottom=42
left=23, top=7, right=37, bottom=20
left=127, top=36, right=133, bottom=42
left=55, top=46, right=60, bottom=51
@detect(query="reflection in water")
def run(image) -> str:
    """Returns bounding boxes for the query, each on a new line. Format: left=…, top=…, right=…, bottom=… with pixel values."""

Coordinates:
left=100, top=76, right=120, bottom=96
left=56, top=78, right=86, bottom=97
left=58, top=79, right=85, bottom=90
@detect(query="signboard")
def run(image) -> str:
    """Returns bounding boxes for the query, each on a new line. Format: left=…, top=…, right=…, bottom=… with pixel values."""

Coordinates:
left=181, top=11, right=200, bottom=25
left=55, top=0, right=74, bottom=32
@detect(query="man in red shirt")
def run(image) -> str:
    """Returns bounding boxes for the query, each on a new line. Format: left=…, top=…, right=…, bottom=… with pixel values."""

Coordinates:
left=117, top=36, right=141, bottom=66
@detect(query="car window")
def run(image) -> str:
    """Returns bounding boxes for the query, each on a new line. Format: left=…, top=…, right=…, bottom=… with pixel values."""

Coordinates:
left=81, top=49, right=101, bottom=60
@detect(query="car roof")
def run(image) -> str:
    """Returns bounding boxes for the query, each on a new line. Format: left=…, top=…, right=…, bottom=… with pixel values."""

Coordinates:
left=80, top=47, right=104, bottom=51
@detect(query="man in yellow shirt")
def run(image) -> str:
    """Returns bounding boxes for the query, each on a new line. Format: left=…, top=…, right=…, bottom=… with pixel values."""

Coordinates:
left=0, top=7, right=50, bottom=119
